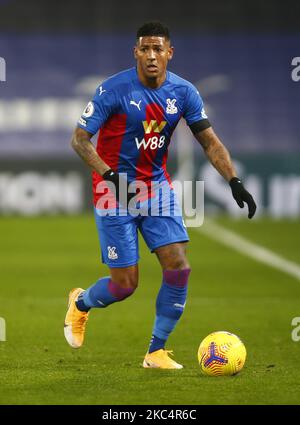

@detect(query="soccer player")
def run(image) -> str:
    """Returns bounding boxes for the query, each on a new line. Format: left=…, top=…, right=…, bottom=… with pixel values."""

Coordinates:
left=64, top=22, right=256, bottom=369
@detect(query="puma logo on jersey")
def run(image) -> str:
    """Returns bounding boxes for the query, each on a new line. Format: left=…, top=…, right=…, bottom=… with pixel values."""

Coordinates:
left=130, top=100, right=142, bottom=110
left=142, top=120, right=167, bottom=134
left=99, top=86, right=106, bottom=96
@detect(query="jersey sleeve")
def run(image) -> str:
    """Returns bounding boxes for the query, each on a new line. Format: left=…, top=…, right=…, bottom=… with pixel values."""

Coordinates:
left=183, top=84, right=211, bottom=134
left=77, top=85, right=118, bottom=135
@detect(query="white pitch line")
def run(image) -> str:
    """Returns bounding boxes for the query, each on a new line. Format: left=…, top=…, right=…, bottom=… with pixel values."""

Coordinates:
left=196, top=219, right=300, bottom=281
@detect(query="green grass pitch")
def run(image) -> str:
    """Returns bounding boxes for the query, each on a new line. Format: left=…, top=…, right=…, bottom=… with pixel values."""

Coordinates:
left=0, top=215, right=300, bottom=405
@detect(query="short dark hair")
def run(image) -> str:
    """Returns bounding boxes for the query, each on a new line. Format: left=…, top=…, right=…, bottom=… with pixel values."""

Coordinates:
left=136, top=22, right=170, bottom=41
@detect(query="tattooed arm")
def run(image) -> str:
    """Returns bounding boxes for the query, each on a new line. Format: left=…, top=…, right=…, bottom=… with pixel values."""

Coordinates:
left=194, top=126, right=257, bottom=218
left=194, top=127, right=237, bottom=182
left=71, top=127, right=133, bottom=205
left=71, top=127, right=110, bottom=176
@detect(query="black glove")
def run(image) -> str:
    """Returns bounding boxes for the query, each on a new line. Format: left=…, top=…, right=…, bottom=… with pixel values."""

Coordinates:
left=229, top=177, right=257, bottom=219
left=102, top=169, right=136, bottom=206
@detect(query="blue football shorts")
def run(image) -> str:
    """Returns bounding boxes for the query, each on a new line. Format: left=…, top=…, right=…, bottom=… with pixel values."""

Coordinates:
left=94, top=188, right=189, bottom=268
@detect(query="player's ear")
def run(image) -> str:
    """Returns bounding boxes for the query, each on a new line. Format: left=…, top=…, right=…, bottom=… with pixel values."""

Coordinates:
left=168, top=46, right=174, bottom=61
left=134, top=45, right=138, bottom=59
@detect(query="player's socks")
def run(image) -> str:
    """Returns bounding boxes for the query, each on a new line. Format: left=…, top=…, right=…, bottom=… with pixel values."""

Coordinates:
left=75, top=292, right=91, bottom=312
left=148, top=269, right=190, bottom=354
left=148, top=335, right=166, bottom=353
left=75, top=276, right=135, bottom=311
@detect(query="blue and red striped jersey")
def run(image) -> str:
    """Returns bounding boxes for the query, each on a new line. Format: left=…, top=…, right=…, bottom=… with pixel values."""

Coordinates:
left=77, top=67, right=208, bottom=206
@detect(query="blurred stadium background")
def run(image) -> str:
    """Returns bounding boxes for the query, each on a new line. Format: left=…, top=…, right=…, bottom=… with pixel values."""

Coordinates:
left=1, top=0, right=300, bottom=405
left=0, top=0, right=299, bottom=217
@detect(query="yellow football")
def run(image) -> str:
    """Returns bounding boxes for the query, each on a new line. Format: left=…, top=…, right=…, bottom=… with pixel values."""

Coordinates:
left=198, top=331, right=247, bottom=376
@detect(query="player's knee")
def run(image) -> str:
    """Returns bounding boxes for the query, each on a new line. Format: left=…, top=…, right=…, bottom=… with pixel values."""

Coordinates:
left=110, top=265, right=138, bottom=292
left=108, top=277, right=137, bottom=302
left=164, top=258, right=191, bottom=271
left=112, top=273, right=138, bottom=291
